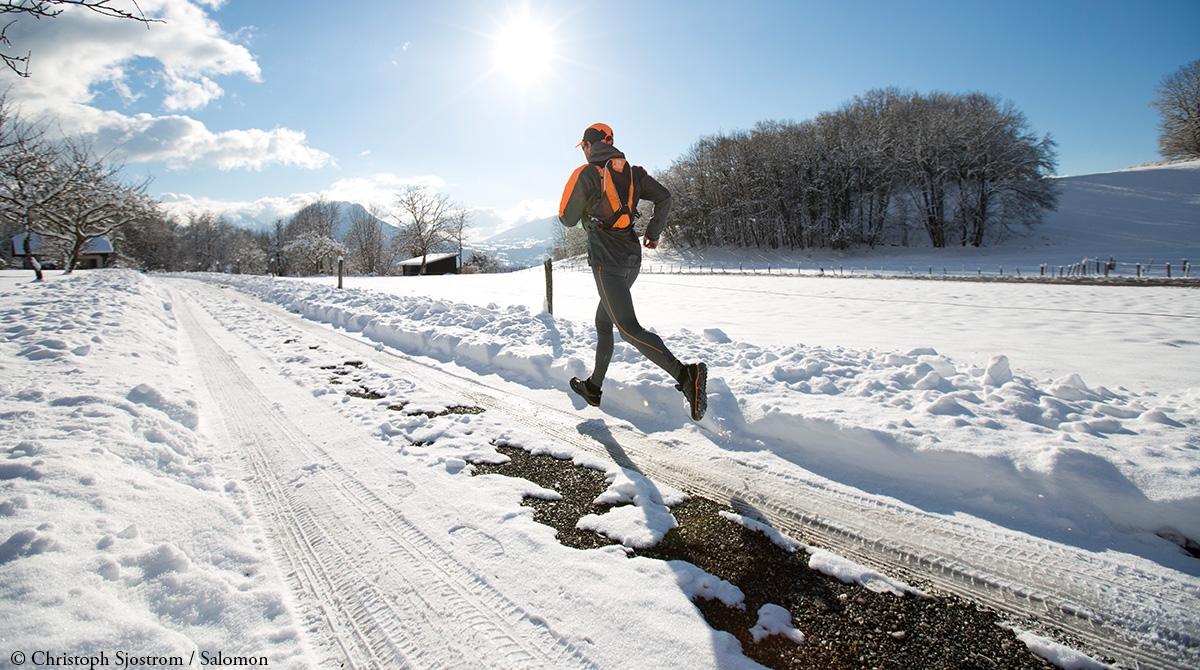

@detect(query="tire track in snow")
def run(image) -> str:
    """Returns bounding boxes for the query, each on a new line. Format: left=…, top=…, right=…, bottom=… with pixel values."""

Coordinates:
left=184, top=279, right=1200, bottom=670
left=171, top=284, right=599, bottom=670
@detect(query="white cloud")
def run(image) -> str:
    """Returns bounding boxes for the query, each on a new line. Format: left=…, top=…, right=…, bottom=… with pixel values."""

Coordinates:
left=72, top=107, right=330, bottom=171
left=159, top=173, right=450, bottom=223
left=163, top=74, right=223, bottom=111
left=159, top=191, right=313, bottom=224
left=325, top=174, right=447, bottom=208
left=464, top=199, right=558, bottom=239
left=0, top=0, right=328, bottom=172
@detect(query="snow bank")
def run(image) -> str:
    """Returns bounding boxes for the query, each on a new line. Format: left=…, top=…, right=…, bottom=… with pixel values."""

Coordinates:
left=806, top=549, right=925, bottom=597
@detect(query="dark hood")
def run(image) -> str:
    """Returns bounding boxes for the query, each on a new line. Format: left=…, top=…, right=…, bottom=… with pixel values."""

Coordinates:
left=588, top=142, right=626, bottom=166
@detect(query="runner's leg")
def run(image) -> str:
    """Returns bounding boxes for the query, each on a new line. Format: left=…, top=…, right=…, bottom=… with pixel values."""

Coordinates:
left=592, top=266, right=684, bottom=383
left=592, top=298, right=615, bottom=386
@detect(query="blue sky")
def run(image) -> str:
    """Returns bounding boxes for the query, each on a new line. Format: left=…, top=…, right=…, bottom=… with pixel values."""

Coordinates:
left=2, top=0, right=1196, bottom=236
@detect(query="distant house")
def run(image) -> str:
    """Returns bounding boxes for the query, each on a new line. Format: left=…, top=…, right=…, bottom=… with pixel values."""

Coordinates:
left=11, top=233, right=114, bottom=270
left=397, top=252, right=460, bottom=276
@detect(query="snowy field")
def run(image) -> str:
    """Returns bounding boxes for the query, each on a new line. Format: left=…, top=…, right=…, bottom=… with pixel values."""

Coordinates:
left=0, top=161, right=1197, bottom=669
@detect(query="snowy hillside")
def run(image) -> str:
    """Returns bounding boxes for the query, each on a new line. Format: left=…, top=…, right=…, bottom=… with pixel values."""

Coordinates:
left=1042, top=160, right=1200, bottom=261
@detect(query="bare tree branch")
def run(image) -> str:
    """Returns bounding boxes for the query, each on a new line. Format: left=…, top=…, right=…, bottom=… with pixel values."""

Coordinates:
left=1152, top=59, right=1200, bottom=160
left=1, top=0, right=162, bottom=77
left=391, top=186, right=458, bottom=275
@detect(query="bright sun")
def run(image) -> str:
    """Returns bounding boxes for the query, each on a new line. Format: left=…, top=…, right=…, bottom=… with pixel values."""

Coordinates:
left=493, top=12, right=556, bottom=88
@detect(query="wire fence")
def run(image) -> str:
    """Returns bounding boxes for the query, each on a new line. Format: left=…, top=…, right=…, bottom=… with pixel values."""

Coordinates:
left=615, top=256, right=1197, bottom=284
left=538, top=256, right=1196, bottom=314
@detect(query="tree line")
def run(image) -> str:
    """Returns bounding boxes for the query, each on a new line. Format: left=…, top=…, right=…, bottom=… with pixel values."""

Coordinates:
left=656, top=89, right=1061, bottom=251
left=0, top=97, right=496, bottom=277
left=172, top=189, right=489, bottom=278
left=63, top=188, right=495, bottom=277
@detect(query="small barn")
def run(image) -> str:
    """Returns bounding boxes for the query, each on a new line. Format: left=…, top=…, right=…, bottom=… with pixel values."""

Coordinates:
left=397, top=252, right=460, bottom=276
left=11, top=233, right=115, bottom=270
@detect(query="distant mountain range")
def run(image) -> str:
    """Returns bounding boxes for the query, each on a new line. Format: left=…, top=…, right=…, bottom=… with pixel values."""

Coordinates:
left=471, top=216, right=558, bottom=268
left=220, top=201, right=559, bottom=269
left=221, top=201, right=386, bottom=240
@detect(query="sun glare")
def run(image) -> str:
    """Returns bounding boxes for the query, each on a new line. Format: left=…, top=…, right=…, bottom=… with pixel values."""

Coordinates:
left=493, top=12, right=556, bottom=88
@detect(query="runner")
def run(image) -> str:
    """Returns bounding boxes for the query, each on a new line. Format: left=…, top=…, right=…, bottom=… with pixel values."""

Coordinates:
left=558, top=123, right=708, bottom=420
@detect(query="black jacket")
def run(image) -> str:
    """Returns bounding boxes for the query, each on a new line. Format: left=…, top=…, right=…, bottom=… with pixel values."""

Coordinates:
left=558, top=142, right=672, bottom=268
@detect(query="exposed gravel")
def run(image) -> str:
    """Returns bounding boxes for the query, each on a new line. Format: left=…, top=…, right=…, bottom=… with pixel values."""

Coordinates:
left=472, top=445, right=1071, bottom=670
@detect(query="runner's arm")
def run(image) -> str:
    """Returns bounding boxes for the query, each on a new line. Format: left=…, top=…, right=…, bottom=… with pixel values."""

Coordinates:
left=638, top=170, right=672, bottom=242
left=558, top=165, right=590, bottom=227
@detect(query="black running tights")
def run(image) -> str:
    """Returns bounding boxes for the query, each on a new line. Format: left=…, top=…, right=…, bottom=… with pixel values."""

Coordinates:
left=590, top=265, right=683, bottom=387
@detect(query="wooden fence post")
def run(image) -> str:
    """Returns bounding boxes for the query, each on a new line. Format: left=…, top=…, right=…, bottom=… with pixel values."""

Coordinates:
left=544, top=257, right=553, bottom=315
left=338, top=256, right=344, bottom=289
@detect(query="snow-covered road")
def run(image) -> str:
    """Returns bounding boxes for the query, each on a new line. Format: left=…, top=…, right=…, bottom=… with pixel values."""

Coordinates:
left=173, top=283, right=601, bottom=668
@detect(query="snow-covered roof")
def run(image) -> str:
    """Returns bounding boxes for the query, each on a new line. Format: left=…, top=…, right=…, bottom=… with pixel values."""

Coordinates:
left=12, top=233, right=114, bottom=256
left=397, top=252, right=459, bottom=267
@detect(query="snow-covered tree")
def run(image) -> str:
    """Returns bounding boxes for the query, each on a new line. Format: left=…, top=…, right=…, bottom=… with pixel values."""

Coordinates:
left=0, top=99, right=160, bottom=274
left=550, top=220, right=586, bottom=260
left=1153, top=59, right=1200, bottom=161
left=344, top=204, right=393, bottom=275
left=117, top=209, right=179, bottom=271
left=445, top=206, right=471, bottom=260
left=266, top=218, right=289, bottom=276
left=227, top=232, right=267, bottom=274
left=660, top=89, right=1058, bottom=250
left=34, top=138, right=154, bottom=273
left=284, top=231, right=346, bottom=276
left=178, top=211, right=234, bottom=272
left=462, top=250, right=501, bottom=274
left=287, top=198, right=340, bottom=240
left=0, top=100, right=60, bottom=279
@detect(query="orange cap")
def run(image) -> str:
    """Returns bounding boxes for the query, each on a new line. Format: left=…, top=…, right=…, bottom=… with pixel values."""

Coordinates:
left=576, top=122, right=614, bottom=147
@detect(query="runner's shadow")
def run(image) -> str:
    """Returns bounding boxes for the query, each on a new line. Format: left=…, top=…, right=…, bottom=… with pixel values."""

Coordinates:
left=576, top=419, right=810, bottom=670
left=575, top=419, right=642, bottom=475
left=580, top=415, right=798, bottom=555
